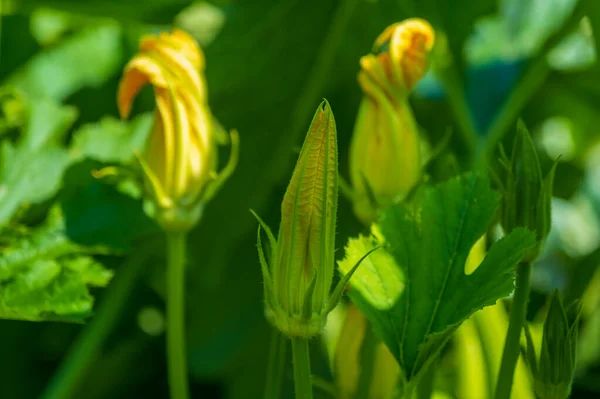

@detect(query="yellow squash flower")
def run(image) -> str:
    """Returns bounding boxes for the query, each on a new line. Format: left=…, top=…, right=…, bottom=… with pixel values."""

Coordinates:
left=118, top=29, right=237, bottom=231
left=349, top=19, right=434, bottom=225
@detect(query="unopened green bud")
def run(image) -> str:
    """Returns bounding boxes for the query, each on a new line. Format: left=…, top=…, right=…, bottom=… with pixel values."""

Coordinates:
left=349, top=19, right=435, bottom=225
left=254, top=100, right=377, bottom=338
left=534, top=291, right=580, bottom=399
left=500, top=120, right=555, bottom=260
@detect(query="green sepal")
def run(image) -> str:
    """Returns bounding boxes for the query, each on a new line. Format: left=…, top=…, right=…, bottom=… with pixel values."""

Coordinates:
left=200, top=129, right=240, bottom=203
left=535, top=290, right=581, bottom=399
left=360, top=171, right=380, bottom=220
left=500, top=120, right=554, bottom=261
left=256, top=224, right=274, bottom=304
left=250, top=209, right=277, bottom=260
left=536, top=159, right=558, bottom=247
left=524, top=322, right=538, bottom=376
left=326, top=246, right=381, bottom=314
left=301, top=270, right=318, bottom=320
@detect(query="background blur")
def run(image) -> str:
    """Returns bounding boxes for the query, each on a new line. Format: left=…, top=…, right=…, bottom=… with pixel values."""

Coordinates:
left=0, top=0, right=599, bottom=398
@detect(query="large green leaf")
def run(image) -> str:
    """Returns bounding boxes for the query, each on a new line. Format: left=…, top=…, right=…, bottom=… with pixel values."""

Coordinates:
left=0, top=21, right=128, bottom=226
left=339, top=173, right=536, bottom=388
left=0, top=208, right=113, bottom=322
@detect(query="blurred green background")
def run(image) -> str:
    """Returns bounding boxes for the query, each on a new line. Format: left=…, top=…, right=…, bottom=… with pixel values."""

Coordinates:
left=0, top=0, right=599, bottom=398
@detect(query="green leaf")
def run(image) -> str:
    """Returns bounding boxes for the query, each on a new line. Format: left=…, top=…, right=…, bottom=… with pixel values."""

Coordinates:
left=5, top=24, right=123, bottom=101
left=0, top=98, right=77, bottom=225
left=0, top=207, right=113, bottom=322
left=340, top=173, right=536, bottom=386
left=338, top=235, right=402, bottom=311
left=71, top=113, right=152, bottom=164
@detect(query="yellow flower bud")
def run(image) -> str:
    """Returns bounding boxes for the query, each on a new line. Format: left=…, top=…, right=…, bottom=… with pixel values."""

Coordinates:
left=118, top=29, right=237, bottom=231
left=349, top=19, right=434, bottom=225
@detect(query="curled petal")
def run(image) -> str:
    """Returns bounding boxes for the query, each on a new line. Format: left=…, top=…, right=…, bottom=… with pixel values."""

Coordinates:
left=116, top=29, right=226, bottom=232
left=369, top=18, right=435, bottom=93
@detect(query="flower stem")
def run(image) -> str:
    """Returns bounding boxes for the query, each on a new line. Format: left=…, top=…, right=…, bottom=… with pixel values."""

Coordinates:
left=40, top=248, right=151, bottom=399
left=166, top=231, right=189, bottom=399
left=291, top=338, right=313, bottom=399
left=264, top=329, right=287, bottom=399
left=494, top=261, right=531, bottom=399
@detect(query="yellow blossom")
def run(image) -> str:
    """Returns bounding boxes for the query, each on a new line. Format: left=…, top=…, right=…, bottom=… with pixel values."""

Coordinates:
left=349, top=19, right=434, bottom=225
left=118, top=29, right=236, bottom=231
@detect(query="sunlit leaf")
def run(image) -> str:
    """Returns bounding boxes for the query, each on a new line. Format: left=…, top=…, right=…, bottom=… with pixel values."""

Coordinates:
left=0, top=207, right=113, bottom=322
left=340, top=173, right=536, bottom=387
left=338, top=232, right=403, bottom=311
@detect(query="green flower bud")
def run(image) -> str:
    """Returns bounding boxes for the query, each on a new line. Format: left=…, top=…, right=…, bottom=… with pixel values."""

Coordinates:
left=534, top=291, right=580, bottom=399
left=500, top=120, right=555, bottom=261
left=349, top=19, right=435, bottom=225
left=253, top=100, right=377, bottom=338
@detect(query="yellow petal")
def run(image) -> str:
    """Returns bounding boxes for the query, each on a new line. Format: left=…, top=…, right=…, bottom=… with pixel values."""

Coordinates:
left=117, top=54, right=168, bottom=119
left=371, top=18, right=435, bottom=92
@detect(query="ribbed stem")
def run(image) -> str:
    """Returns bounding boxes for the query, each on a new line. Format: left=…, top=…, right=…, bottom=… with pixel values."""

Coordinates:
left=264, top=329, right=287, bottom=399
left=494, top=262, right=531, bottom=399
left=166, top=231, right=189, bottom=399
left=291, top=338, right=313, bottom=399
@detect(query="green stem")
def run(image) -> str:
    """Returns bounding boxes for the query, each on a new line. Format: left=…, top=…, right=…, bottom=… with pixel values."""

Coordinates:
left=40, top=248, right=151, bottom=399
left=291, top=338, right=313, bottom=399
left=416, top=363, right=436, bottom=399
left=494, top=262, right=531, bottom=399
left=264, top=329, right=288, bottom=399
left=166, top=231, right=189, bottom=399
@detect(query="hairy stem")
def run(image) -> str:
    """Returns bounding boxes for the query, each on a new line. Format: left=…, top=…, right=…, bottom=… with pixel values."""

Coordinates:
left=264, top=329, right=288, bottom=399
left=291, top=338, right=313, bottom=399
